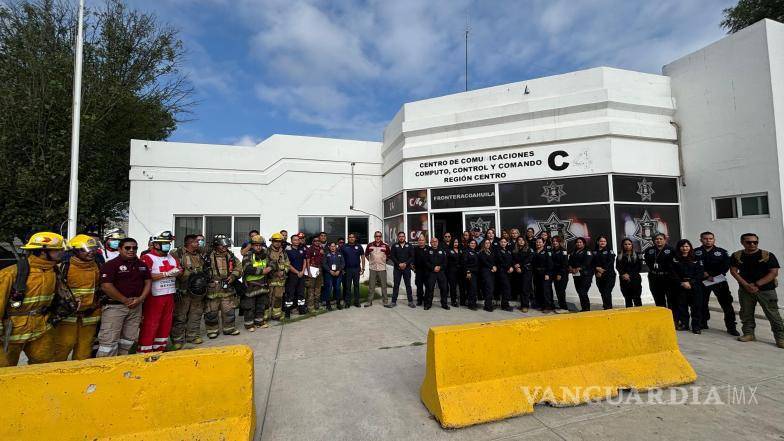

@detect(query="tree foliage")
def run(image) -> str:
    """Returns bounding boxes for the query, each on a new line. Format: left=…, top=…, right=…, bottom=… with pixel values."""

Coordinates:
left=721, top=0, right=784, bottom=33
left=0, top=0, right=192, bottom=239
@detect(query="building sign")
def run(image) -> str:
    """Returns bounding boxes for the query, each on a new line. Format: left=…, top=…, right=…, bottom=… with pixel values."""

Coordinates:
left=499, top=175, right=609, bottom=207
left=500, top=205, right=613, bottom=251
left=430, top=184, right=495, bottom=210
left=406, top=189, right=428, bottom=212
left=384, top=193, right=404, bottom=217
left=613, top=175, right=679, bottom=203
left=403, top=142, right=607, bottom=188
left=384, top=215, right=404, bottom=244
left=407, top=213, right=429, bottom=241
left=614, top=204, right=681, bottom=255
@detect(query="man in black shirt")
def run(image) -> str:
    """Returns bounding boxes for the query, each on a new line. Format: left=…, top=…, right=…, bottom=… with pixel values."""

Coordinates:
left=644, top=233, right=677, bottom=323
left=730, top=233, right=784, bottom=348
left=388, top=232, right=415, bottom=308
left=695, top=232, right=738, bottom=336
left=425, top=237, right=449, bottom=310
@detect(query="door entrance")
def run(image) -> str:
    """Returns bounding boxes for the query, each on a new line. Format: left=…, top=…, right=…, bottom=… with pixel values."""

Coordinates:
left=432, top=212, right=463, bottom=242
left=464, top=211, right=497, bottom=235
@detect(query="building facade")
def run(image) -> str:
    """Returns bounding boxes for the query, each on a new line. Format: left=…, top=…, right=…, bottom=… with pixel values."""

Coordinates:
left=128, top=19, right=784, bottom=305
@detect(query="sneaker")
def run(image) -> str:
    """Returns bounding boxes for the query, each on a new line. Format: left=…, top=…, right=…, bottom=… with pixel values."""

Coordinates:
left=207, top=332, right=219, bottom=339
left=384, top=303, right=397, bottom=308
left=727, top=328, right=740, bottom=337
left=224, top=329, right=240, bottom=336
left=737, top=334, right=756, bottom=342
left=190, top=336, right=204, bottom=345
left=408, top=302, right=416, bottom=308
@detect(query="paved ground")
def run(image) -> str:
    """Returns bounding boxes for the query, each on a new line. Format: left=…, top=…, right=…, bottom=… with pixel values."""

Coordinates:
left=200, top=300, right=784, bottom=441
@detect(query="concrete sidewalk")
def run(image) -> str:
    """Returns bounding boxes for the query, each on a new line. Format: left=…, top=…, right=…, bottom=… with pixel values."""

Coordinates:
left=203, top=304, right=784, bottom=441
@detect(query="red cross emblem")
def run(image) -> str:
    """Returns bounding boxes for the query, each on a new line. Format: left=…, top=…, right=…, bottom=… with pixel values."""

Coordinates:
left=159, top=260, right=176, bottom=273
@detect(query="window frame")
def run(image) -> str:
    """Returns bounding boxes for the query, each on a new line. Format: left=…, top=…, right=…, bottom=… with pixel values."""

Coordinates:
left=173, top=215, right=261, bottom=248
left=297, top=215, right=371, bottom=244
left=713, top=193, right=769, bottom=220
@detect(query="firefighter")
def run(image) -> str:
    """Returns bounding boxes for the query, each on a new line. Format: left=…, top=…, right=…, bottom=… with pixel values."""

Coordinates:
left=0, top=232, right=66, bottom=366
left=101, top=228, right=126, bottom=263
left=241, top=235, right=272, bottom=330
left=52, top=234, right=102, bottom=361
left=267, top=233, right=290, bottom=320
left=172, top=234, right=208, bottom=348
left=205, top=234, right=242, bottom=338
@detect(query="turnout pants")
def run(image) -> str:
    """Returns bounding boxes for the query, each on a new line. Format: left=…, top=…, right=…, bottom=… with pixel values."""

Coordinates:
left=553, top=274, right=568, bottom=310
left=596, top=272, right=616, bottom=310
left=96, top=303, right=142, bottom=357
left=573, top=274, right=593, bottom=311
left=240, top=294, right=269, bottom=327
left=702, top=281, right=737, bottom=330
left=285, top=273, right=306, bottom=312
left=343, top=268, right=361, bottom=305
left=171, top=293, right=204, bottom=344
left=138, top=294, right=175, bottom=353
left=392, top=267, right=413, bottom=304
left=649, top=274, right=678, bottom=323
left=52, top=318, right=97, bottom=361
left=0, top=330, right=55, bottom=367
left=738, top=287, right=784, bottom=340
left=367, top=269, right=388, bottom=305
left=205, top=296, right=237, bottom=334
left=426, top=271, right=449, bottom=308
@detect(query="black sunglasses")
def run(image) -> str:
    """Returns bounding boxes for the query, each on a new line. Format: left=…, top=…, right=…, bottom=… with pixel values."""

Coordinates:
left=744, top=241, right=759, bottom=245
left=122, top=246, right=138, bottom=250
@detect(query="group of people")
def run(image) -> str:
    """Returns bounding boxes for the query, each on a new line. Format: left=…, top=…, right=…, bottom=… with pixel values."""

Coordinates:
left=1, top=224, right=782, bottom=367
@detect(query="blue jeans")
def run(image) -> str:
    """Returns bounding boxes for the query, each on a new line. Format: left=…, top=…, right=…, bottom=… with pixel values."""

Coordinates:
left=343, top=267, right=361, bottom=304
left=323, top=272, right=342, bottom=303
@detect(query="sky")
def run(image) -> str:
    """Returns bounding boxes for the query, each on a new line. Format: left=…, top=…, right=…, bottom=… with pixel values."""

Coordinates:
left=123, top=0, right=736, bottom=145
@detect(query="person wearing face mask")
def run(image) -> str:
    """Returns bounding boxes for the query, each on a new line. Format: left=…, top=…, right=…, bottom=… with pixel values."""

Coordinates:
left=102, top=228, right=126, bottom=262
left=195, top=234, right=207, bottom=255
left=0, top=232, right=67, bottom=366
left=172, top=234, right=208, bottom=348
left=52, top=234, right=102, bottom=361
left=138, top=231, right=181, bottom=353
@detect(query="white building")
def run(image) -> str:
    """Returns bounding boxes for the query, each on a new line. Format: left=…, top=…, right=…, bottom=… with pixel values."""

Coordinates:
left=128, top=19, right=784, bottom=305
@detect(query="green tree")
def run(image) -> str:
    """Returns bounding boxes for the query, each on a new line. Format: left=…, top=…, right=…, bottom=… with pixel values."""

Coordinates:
left=721, top=0, right=784, bottom=33
left=0, top=0, right=192, bottom=239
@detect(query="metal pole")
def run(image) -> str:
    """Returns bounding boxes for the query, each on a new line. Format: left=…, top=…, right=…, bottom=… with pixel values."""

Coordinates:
left=465, top=25, right=469, bottom=92
left=67, top=0, right=85, bottom=238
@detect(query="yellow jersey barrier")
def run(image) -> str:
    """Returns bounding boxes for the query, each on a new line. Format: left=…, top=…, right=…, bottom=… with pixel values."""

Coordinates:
left=0, top=344, right=255, bottom=440
left=420, top=306, right=697, bottom=428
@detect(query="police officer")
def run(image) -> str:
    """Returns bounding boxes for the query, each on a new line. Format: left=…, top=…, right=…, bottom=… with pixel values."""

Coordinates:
left=568, top=237, right=593, bottom=311
left=388, top=232, right=415, bottom=308
left=446, top=238, right=462, bottom=308
left=495, top=237, right=514, bottom=312
left=593, top=235, right=616, bottom=310
left=616, top=238, right=642, bottom=308
left=695, top=231, right=739, bottom=336
left=550, top=236, right=569, bottom=311
left=425, top=237, right=449, bottom=310
left=532, top=237, right=555, bottom=313
left=672, top=239, right=705, bottom=334
left=412, top=235, right=429, bottom=307
left=242, top=235, right=272, bottom=330
left=285, top=234, right=307, bottom=318
left=340, top=233, right=364, bottom=308
left=478, top=239, right=497, bottom=311
left=644, top=233, right=678, bottom=323
left=463, top=240, right=480, bottom=311
left=513, top=236, right=534, bottom=312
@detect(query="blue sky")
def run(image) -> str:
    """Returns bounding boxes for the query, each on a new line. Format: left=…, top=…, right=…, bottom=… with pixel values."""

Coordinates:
left=126, top=0, right=735, bottom=144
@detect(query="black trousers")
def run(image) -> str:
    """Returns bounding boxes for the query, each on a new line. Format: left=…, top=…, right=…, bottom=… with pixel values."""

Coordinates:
left=596, top=272, right=615, bottom=309
left=481, top=269, right=495, bottom=308
left=649, top=274, right=678, bottom=322
left=426, top=271, right=448, bottom=307
left=619, top=276, right=642, bottom=307
left=510, top=272, right=522, bottom=303
left=701, top=281, right=737, bottom=329
left=553, top=274, right=569, bottom=309
left=496, top=271, right=512, bottom=308
left=343, top=267, right=361, bottom=305
left=465, top=273, right=478, bottom=307
left=392, top=267, right=413, bottom=303
left=414, top=270, right=428, bottom=304
left=573, top=274, right=593, bottom=311
left=533, top=271, right=554, bottom=309
left=678, top=285, right=703, bottom=330
left=519, top=270, right=533, bottom=308
left=446, top=270, right=460, bottom=305
left=285, top=273, right=306, bottom=311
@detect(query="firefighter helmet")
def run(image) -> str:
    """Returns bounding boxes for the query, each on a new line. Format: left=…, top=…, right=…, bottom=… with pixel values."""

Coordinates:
left=20, top=232, right=66, bottom=250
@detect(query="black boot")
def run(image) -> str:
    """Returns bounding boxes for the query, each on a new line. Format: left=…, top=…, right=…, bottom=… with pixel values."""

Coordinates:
left=326, top=302, right=333, bottom=311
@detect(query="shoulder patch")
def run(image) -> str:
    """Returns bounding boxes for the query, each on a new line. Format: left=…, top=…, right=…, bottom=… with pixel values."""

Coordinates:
left=714, top=251, right=722, bottom=257
left=664, top=249, right=671, bottom=255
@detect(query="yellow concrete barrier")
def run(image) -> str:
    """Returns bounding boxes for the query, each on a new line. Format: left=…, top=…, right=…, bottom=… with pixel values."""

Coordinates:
left=0, top=344, right=255, bottom=440
left=420, top=306, right=697, bottom=428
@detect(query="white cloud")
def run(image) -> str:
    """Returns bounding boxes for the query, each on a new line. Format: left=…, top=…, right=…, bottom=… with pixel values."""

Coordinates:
left=230, top=134, right=262, bottom=146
